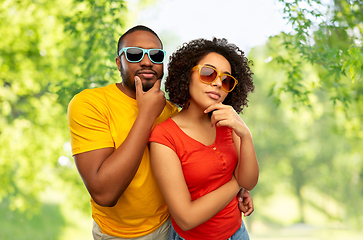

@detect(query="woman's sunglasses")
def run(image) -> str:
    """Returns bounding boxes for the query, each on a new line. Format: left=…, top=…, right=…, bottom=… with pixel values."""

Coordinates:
left=118, top=47, right=166, bottom=64
left=192, top=65, right=238, bottom=92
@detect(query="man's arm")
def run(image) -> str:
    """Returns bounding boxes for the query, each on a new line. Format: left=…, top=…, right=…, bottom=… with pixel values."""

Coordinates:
left=74, top=77, right=165, bottom=207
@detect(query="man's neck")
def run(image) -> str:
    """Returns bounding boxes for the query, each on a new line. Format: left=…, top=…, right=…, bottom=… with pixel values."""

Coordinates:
left=116, top=82, right=136, bottom=99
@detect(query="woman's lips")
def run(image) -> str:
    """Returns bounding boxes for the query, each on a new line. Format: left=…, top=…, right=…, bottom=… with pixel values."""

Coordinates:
left=206, top=91, right=221, bottom=100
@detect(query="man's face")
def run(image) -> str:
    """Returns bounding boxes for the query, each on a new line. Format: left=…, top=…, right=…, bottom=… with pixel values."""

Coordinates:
left=116, top=30, right=164, bottom=92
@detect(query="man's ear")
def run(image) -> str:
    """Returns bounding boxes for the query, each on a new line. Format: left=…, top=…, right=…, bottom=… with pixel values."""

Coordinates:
left=115, top=56, right=121, bottom=72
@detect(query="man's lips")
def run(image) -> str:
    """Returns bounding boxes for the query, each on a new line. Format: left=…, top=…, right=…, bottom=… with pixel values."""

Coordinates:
left=206, top=91, right=221, bottom=100
left=137, top=70, right=156, bottom=79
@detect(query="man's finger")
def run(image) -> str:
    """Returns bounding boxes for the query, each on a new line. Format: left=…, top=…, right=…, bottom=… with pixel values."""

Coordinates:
left=152, top=79, right=161, bottom=90
left=239, top=202, right=248, bottom=213
left=135, top=76, right=143, bottom=94
left=245, top=205, right=254, bottom=216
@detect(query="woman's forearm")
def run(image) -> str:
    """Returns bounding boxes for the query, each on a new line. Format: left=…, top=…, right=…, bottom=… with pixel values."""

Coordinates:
left=173, top=177, right=240, bottom=231
left=234, top=136, right=259, bottom=191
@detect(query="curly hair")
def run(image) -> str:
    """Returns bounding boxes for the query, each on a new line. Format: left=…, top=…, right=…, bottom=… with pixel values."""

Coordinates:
left=165, top=38, right=254, bottom=113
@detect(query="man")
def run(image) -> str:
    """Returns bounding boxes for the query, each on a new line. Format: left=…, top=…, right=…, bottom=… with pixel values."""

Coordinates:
left=68, top=25, right=253, bottom=240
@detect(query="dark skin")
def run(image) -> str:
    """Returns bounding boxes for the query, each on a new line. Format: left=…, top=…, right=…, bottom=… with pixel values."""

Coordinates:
left=73, top=30, right=166, bottom=207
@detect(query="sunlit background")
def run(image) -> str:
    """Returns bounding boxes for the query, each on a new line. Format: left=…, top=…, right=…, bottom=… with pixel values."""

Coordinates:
left=1, top=0, right=362, bottom=239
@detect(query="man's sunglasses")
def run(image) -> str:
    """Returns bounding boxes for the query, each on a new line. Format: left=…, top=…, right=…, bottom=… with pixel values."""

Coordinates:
left=192, top=65, right=238, bottom=92
left=119, top=47, right=166, bottom=64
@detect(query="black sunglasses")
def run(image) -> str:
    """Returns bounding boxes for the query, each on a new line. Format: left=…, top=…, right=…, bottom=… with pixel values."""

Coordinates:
left=119, top=47, right=166, bottom=64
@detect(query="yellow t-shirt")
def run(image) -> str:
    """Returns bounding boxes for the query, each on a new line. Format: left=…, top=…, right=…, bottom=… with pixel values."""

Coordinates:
left=67, top=83, right=179, bottom=238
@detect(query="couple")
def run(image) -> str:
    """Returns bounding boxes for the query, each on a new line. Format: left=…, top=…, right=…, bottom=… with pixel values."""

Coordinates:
left=68, top=25, right=259, bottom=240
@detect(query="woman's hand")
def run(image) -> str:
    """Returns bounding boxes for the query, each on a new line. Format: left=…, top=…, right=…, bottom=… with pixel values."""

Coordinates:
left=204, top=102, right=251, bottom=140
left=205, top=102, right=259, bottom=191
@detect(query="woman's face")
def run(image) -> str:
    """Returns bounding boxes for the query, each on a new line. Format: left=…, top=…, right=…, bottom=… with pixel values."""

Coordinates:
left=189, top=52, right=230, bottom=110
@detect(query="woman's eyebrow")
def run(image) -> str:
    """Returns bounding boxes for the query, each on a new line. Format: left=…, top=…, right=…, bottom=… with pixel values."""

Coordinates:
left=203, top=64, right=232, bottom=75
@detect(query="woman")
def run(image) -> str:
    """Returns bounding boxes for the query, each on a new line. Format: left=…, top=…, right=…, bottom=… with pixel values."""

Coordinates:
left=149, top=38, right=259, bottom=240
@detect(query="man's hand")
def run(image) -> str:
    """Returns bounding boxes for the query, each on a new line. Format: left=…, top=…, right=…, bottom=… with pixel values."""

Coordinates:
left=237, top=188, right=254, bottom=217
left=135, top=76, right=166, bottom=121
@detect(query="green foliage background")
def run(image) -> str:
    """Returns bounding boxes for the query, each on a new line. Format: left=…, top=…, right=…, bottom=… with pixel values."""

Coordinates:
left=0, top=0, right=362, bottom=239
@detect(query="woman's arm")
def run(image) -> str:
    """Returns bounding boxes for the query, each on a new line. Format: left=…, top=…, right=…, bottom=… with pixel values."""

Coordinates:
left=205, top=102, right=259, bottom=190
left=150, top=142, right=241, bottom=231
left=232, top=131, right=259, bottom=191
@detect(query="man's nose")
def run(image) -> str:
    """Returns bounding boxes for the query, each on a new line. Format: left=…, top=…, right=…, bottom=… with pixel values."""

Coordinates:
left=139, top=53, right=153, bottom=67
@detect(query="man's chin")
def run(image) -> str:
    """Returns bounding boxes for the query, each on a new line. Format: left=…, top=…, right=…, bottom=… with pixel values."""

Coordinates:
left=142, top=81, right=155, bottom=92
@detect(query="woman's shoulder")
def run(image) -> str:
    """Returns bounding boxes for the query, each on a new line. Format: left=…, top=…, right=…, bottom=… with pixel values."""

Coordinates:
left=152, top=118, right=177, bottom=136
left=170, top=112, right=190, bottom=129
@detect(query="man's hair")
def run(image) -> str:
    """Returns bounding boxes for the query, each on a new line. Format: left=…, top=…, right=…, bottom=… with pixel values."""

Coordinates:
left=165, top=37, right=254, bottom=114
left=117, top=25, right=163, bottom=56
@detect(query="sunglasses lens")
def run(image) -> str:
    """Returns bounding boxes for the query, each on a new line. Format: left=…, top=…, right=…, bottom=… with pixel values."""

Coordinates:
left=149, top=49, right=165, bottom=63
left=126, top=48, right=143, bottom=62
left=200, top=67, right=217, bottom=83
left=195, top=65, right=236, bottom=92
left=222, top=75, right=234, bottom=91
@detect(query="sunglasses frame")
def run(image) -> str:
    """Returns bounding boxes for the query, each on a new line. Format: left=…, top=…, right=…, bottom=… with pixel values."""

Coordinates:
left=192, top=65, right=238, bottom=92
left=118, top=47, right=166, bottom=64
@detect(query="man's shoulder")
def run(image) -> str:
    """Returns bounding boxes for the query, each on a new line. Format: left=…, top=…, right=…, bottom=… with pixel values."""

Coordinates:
left=77, top=84, right=114, bottom=98
left=165, top=101, right=179, bottom=116
left=68, top=85, right=117, bottom=116
left=70, top=84, right=115, bottom=104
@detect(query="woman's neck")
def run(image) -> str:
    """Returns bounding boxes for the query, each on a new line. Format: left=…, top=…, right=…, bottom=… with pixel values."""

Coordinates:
left=174, top=103, right=211, bottom=126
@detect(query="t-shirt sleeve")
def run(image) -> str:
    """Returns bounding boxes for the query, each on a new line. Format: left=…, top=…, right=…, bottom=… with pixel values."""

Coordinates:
left=67, top=90, right=114, bottom=156
left=149, top=122, right=176, bottom=152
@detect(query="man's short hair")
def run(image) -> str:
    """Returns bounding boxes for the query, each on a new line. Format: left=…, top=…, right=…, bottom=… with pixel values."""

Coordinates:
left=117, top=25, right=163, bottom=56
